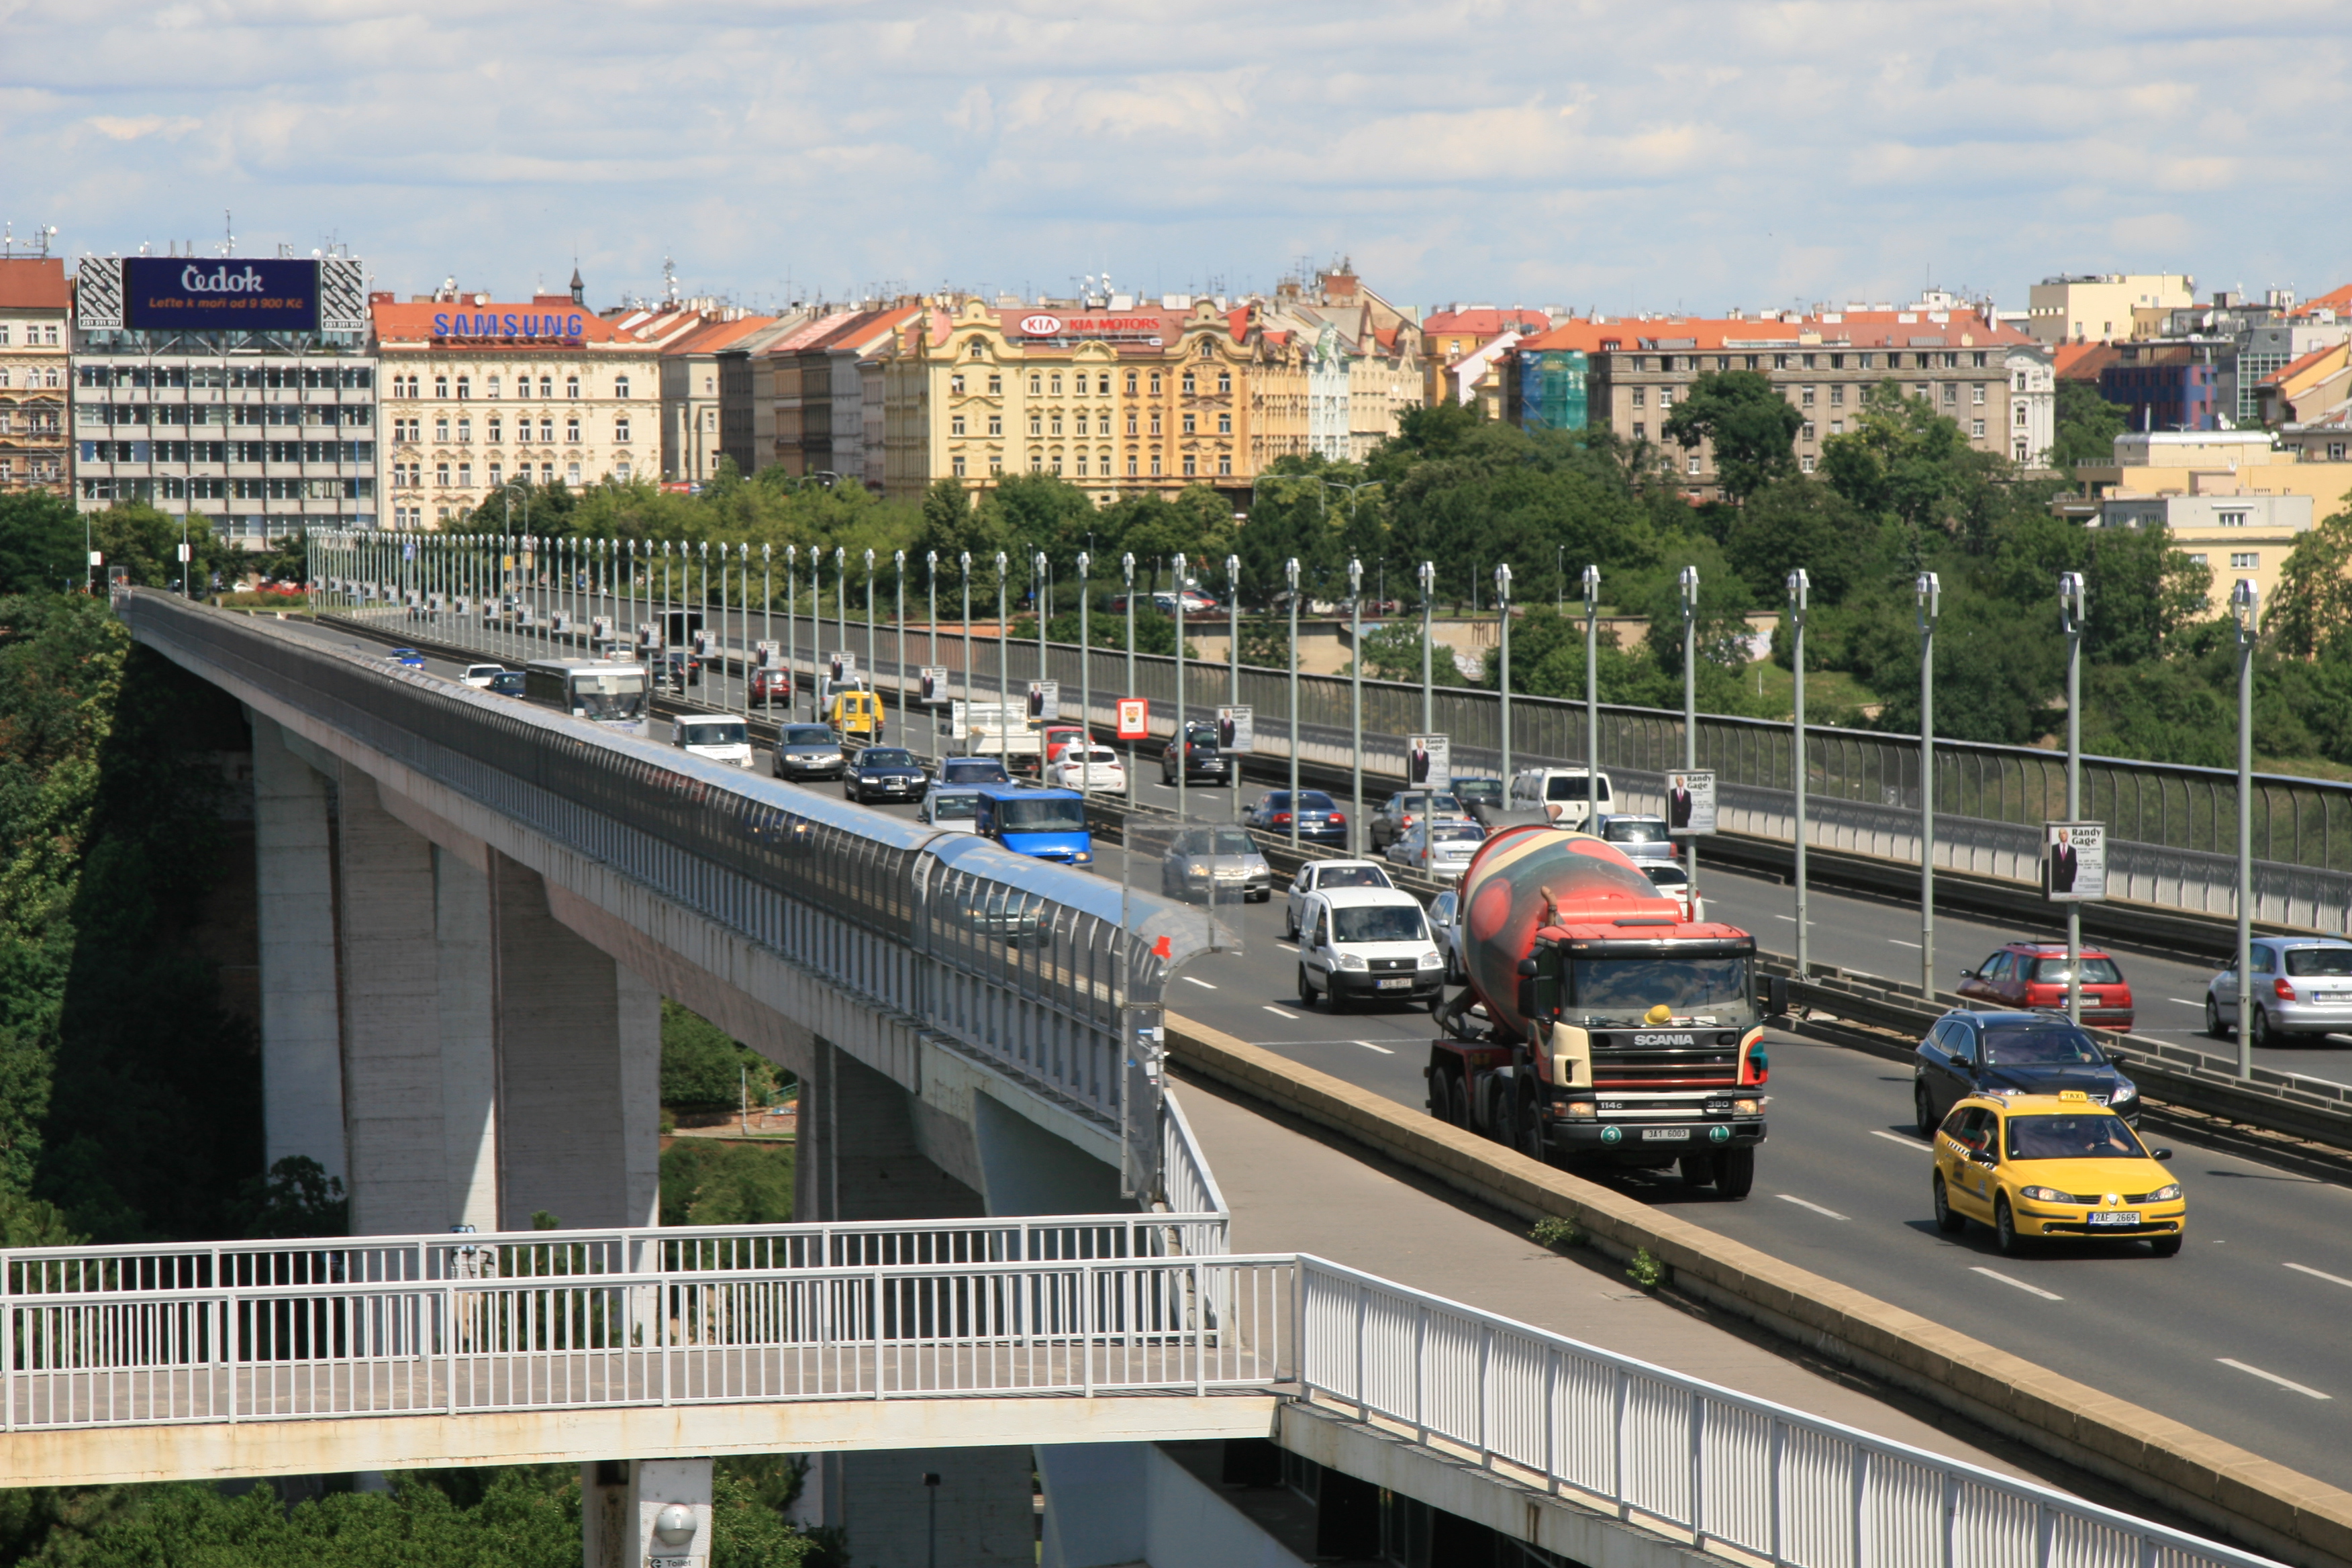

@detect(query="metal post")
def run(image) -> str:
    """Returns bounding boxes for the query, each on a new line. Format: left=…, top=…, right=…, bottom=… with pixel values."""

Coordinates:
left=960, top=551, right=973, bottom=753
left=1418, top=560, right=1435, bottom=734
left=1077, top=551, right=1092, bottom=795
left=1123, top=552, right=1138, bottom=805
left=1349, top=558, right=1364, bottom=853
left=783, top=546, right=797, bottom=721
left=895, top=549, right=907, bottom=742
left=1496, top=564, right=1514, bottom=787
left=1287, top=556, right=1302, bottom=852
left=698, top=540, right=709, bottom=698
left=835, top=545, right=847, bottom=681
left=1035, top=550, right=1048, bottom=694
left=995, top=551, right=1010, bottom=772
left=1583, top=566, right=1601, bottom=790
left=763, top=544, right=773, bottom=718
left=1228, top=552, right=1242, bottom=821
left=1917, top=572, right=1941, bottom=999
left=1175, top=552, right=1188, bottom=825
left=865, top=548, right=877, bottom=738
left=1788, top=569, right=1810, bottom=975
left=926, top=550, right=938, bottom=762
left=2060, top=572, right=2086, bottom=1024
left=2234, top=579, right=2259, bottom=1076
left=1680, top=566, right=1700, bottom=889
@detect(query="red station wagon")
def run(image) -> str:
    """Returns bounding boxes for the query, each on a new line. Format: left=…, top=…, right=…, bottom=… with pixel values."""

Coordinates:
left=1957, top=941, right=2135, bottom=1031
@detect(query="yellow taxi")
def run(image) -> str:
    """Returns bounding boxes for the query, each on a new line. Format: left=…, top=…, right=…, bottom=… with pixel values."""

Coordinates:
left=1930, top=1091, right=2185, bottom=1257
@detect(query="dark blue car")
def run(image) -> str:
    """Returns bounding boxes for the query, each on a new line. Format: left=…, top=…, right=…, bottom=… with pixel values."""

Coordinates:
left=845, top=746, right=928, bottom=804
left=1912, top=1010, right=2139, bottom=1133
left=1244, top=789, right=1349, bottom=846
left=385, top=647, right=426, bottom=669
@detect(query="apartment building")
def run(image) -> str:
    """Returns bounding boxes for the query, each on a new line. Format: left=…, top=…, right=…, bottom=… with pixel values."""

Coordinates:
left=2026, top=274, right=2196, bottom=344
left=72, top=251, right=376, bottom=544
left=2094, top=489, right=2313, bottom=610
left=0, top=256, right=69, bottom=495
left=655, top=312, right=776, bottom=482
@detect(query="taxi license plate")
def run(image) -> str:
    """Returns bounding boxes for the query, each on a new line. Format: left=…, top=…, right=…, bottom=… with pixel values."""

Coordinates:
left=2088, top=1211, right=2141, bottom=1226
left=1377, top=978, right=1412, bottom=990
left=1640, top=1128, right=1690, bottom=1141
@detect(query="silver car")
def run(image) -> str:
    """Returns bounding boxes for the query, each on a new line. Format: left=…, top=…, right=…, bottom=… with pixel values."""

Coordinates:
left=2206, top=936, right=2352, bottom=1046
left=1596, top=813, right=1675, bottom=863
left=771, top=722, right=847, bottom=781
left=1428, top=887, right=1467, bottom=983
left=920, top=785, right=981, bottom=834
left=1161, top=826, right=1273, bottom=903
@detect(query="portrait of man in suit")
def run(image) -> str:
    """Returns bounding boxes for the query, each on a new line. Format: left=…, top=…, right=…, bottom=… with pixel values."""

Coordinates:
left=2049, top=828, right=2079, bottom=895
left=920, top=671, right=937, bottom=702
left=1027, top=686, right=1046, bottom=720
left=1668, top=777, right=1694, bottom=830
left=1218, top=712, right=1236, bottom=750
left=1410, top=742, right=1430, bottom=783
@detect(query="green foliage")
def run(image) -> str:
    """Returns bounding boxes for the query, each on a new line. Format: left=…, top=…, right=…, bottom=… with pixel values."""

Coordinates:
left=1820, top=382, right=1982, bottom=563
left=2269, top=509, right=2352, bottom=658
left=1636, top=540, right=1757, bottom=679
left=1624, top=1248, right=1665, bottom=1288
left=1663, top=371, right=1804, bottom=501
left=2050, top=379, right=2128, bottom=472
left=236, top=1156, right=350, bottom=1239
left=660, top=1140, right=796, bottom=1228
left=660, top=999, right=784, bottom=1110
left=1529, top=1214, right=1582, bottom=1249
left=1357, top=620, right=1457, bottom=683
left=0, top=492, right=88, bottom=595
left=1722, top=477, right=1892, bottom=605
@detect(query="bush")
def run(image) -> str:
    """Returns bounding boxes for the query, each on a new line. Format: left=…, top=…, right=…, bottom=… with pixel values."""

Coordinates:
left=660, top=1140, right=796, bottom=1227
left=661, top=1000, right=785, bottom=1110
left=1625, top=1248, right=1666, bottom=1288
left=1530, top=1214, right=1582, bottom=1250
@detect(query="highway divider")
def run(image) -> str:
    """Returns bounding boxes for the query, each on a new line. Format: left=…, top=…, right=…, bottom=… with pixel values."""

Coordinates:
left=1162, top=1012, right=2352, bottom=1568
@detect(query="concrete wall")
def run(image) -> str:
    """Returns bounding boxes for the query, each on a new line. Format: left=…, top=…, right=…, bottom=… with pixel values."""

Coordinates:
left=249, top=714, right=345, bottom=1181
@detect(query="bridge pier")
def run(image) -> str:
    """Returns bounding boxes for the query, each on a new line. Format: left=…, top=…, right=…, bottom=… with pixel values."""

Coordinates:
left=250, top=714, right=346, bottom=1183
left=582, top=1457, right=713, bottom=1568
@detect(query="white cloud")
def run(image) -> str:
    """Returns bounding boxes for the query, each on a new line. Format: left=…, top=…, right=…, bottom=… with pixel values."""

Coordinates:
left=6, top=0, right=2350, bottom=308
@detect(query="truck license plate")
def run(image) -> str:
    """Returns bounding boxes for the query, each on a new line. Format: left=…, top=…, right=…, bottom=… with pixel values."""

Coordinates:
left=1640, top=1127, right=1690, bottom=1141
left=2087, top=1211, right=2140, bottom=1226
left=1377, top=978, right=1411, bottom=990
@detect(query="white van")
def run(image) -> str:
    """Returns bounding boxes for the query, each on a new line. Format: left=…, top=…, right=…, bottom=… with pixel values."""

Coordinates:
left=1508, top=767, right=1613, bottom=829
left=1294, top=887, right=1444, bottom=1012
left=671, top=714, right=754, bottom=769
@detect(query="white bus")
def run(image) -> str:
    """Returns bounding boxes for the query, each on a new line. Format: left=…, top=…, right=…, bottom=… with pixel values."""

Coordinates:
left=524, top=658, right=649, bottom=736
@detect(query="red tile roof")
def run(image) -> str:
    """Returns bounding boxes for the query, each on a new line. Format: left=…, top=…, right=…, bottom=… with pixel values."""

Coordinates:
left=2298, top=284, right=2352, bottom=316
left=1518, top=307, right=2030, bottom=356
left=0, top=258, right=68, bottom=311
left=660, top=315, right=779, bottom=356
left=1422, top=307, right=1549, bottom=336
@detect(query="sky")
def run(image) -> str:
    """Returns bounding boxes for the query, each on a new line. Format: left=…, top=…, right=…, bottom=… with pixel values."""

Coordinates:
left=6, top=0, right=2348, bottom=317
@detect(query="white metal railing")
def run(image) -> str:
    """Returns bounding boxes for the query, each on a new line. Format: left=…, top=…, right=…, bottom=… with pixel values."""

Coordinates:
left=1295, top=1257, right=2280, bottom=1568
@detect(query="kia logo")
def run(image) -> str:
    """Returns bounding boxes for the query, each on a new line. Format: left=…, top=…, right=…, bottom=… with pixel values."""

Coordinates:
left=1019, top=314, right=1063, bottom=336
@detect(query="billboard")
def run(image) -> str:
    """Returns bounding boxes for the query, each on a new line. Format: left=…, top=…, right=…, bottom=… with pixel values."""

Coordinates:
left=918, top=667, right=948, bottom=702
left=1116, top=697, right=1149, bottom=739
left=122, top=258, right=322, bottom=332
left=1666, top=771, right=1717, bottom=834
left=1217, top=705, right=1253, bottom=752
left=1408, top=734, right=1451, bottom=789
left=2045, top=822, right=2107, bottom=901
left=1026, top=680, right=1059, bottom=720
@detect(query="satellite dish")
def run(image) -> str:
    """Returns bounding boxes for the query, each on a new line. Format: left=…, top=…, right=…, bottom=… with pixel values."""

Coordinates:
left=475, top=293, right=489, bottom=306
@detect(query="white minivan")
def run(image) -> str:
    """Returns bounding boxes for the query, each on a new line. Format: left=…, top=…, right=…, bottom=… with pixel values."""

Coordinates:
left=671, top=714, right=754, bottom=769
left=1508, top=767, right=1613, bottom=829
left=1295, top=887, right=1445, bottom=1011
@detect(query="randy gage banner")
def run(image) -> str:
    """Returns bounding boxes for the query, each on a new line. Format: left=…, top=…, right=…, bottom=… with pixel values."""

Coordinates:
left=123, top=258, right=322, bottom=332
left=2044, top=822, right=2107, bottom=901
left=1217, top=705, right=1254, bottom=752
left=1666, top=771, right=1717, bottom=834
left=1408, top=734, right=1451, bottom=789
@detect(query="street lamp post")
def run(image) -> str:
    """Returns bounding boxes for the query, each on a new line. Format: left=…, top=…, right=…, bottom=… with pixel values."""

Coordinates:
left=1418, top=560, right=1435, bottom=735
left=1583, top=566, right=1602, bottom=793
left=993, top=551, right=1010, bottom=773
left=1173, top=552, right=1189, bottom=826
left=961, top=552, right=974, bottom=754
left=1916, top=572, right=1941, bottom=999
left=2059, top=571, right=2086, bottom=1024
left=894, top=549, right=906, bottom=738
left=1680, top=566, right=1700, bottom=891
left=834, top=545, right=847, bottom=679
left=1123, top=553, right=1138, bottom=805
left=1075, top=552, right=1091, bottom=795
left=2233, top=579, right=2259, bottom=1078
left=1349, top=558, right=1364, bottom=853
left=783, top=546, right=797, bottom=720
left=1227, top=552, right=1242, bottom=822
left=1286, top=556, right=1302, bottom=852
left=864, top=548, right=877, bottom=738
left=926, top=550, right=938, bottom=761
left=1787, top=569, right=1810, bottom=976
left=762, top=544, right=773, bottom=717
left=1495, top=564, right=1514, bottom=787
left=1034, top=550, right=1048, bottom=695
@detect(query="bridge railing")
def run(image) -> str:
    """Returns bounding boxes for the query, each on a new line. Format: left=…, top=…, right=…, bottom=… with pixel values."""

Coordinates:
left=121, top=595, right=1212, bottom=1193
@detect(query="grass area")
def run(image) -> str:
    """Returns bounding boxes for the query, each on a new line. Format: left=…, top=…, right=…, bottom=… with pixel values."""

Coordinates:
left=1741, top=660, right=1880, bottom=722
left=658, top=1138, right=795, bottom=1226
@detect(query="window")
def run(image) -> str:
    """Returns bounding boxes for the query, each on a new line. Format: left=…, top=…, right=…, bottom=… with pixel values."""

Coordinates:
left=1632, top=422, right=1646, bottom=440
left=434, top=375, right=448, bottom=398
left=1050, top=415, right=1063, bottom=436
left=1800, top=454, right=1817, bottom=473
left=1801, top=386, right=1816, bottom=405
left=2331, top=443, right=2349, bottom=461
left=435, top=462, right=450, bottom=487
left=489, top=462, right=503, bottom=487
left=1030, top=452, right=1043, bottom=472
left=1182, top=454, right=1197, bottom=476
left=435, top=415, right=450, bottom=441
left=2014, top=405, right=2027, bottom=427
left=2231, top=552, right=2259, bottom=569
left=1150, top=373, right=1162, bottom=394
left=1182, top=413, right=1196, bottom=434
left=0, top=326, right=9, bottom=345
left=1830, top=419, right=1845, bottom=436
left=1686, top=454, right=1702, bottom=475
left=987, top=374, right=1001, bottom=394
left=950, top=415, right=967, bottom=436
left=540, top=461, right=554, bottom=483
left=1149, top=454, right=1161, bottom=476
left=540, top=417, right=554, bottom=442
left=615, top=416, right=630, bottom=443
left=458, top=462, right=473, bottom=487
left=540, top=375, right=554, bottom=398
left=456, top=417, right=472, bottom=441
left=1973, top=352, right=1988, bottom=367
left=565, top=416, right=581, bottom=442
left=987, top=415, right=1002, bottom=436
left=1217, top=413, right=1232, bottom=434
left=1217, top=371, right=1232, bottom=393
left=1029, top=415, right=1042, bottom=436
left=1857, top=353, right=1874, bottom=370
left=1971, top=420, right=1985, bottom=438
left=566, top=376, right=580, bottom=399
left=456, top=375, right=471, bottom=399
left=1075, top=413, right=1087, bottom=436
left=1942, top=383, right=1957, bottom=404
left=2217, top=511, right=2248, bottom=527
left=1126, top=412, right=1138, bottom=435
left=1125, top=373, right=1138, bottom=395
left=1801, top=422, right=1815, bottom=440
left=487, top=417, right=501, bottom=442
left=1127, top=455, right=1138, bottom=475
left=1199, top=340, right=1214, bottom=359
left=950, top=373, right=965, bottom=395
left=1630, top=388, right=1645, bottom=408
left=1218, top=454, right=1232, bottom=475
left=1181, top=372, right=1196, bottom=393
left=2186, top=552, right=2209, bottom=567
left=1050, top=375, right=1062, bottom=395
left=567, top=461, right=581, bottom=484
left=1075, top=453, right=1088, bottom=475
left=1029, top=375, right=1042, bottom=395
left=1971, top=384, right=1986, bottom=405
left=969, top=340, right=985, bottom=359
left=487, top=375, right=501, bottom=398
left=1150, top=413, right=1161, bottom=435
left=1657, top=387, right=1674, bottom=408
left=614, top=376, right=630, bottom=399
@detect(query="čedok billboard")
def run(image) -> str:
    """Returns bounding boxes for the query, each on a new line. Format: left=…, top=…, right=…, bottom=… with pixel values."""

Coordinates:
left=122, top=258, right=322, bottom=332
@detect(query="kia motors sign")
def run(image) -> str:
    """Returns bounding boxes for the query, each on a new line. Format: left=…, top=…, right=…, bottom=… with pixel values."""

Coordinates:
left=1016, top=313, right=1167, bottom=344
left=122, top=257, right=321, bottom=332
left=1018, top=314, right=1064, bottom=336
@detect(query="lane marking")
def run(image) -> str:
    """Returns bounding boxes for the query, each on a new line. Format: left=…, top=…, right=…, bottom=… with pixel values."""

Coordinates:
left=1775, top=1194, right=1850, bottom=1221
left=2286, top=1262, right=2352, bottom=1291
left=1277, top=942, right=1299, bottom=952
left=2218, top=1359, right=2331, bottom=1400
left=1971, top=1267, right=2062, bottom=1301
left=1773, top=914, right=1798, bottom=922
left=1263, top=1006, right=1306, bottom=1020
left=1870, top=1129, right=1929, bottom=1150
left=1181, top=977, right=1218, bottom=990
left=1354, top=1040, right=1396, bottom=1055
left=1888, top=939, right=1922, bottom=948
left=2167, top=997, right=2202, bottom=1008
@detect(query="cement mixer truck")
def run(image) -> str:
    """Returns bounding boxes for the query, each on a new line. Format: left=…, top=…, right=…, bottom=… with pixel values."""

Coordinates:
left=1426, top=822, right=1768, bottom=1197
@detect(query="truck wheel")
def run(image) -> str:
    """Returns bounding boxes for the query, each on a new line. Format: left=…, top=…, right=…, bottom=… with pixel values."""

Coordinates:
left=1516, top=1094, right=1547, bottom=1163
left=1431, top=1072, right=1459, bottom=1128
left=1710, top=1148, right=1755, bottom=1199
left=1679, top=1153, right=1714, bottom=1188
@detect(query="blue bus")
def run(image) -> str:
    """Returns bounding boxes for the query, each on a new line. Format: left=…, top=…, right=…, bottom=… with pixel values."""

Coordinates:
left=971, top=785, right=1093, bottom=865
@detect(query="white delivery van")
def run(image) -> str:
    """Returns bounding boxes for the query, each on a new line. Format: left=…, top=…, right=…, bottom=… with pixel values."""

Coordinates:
left=1507, top=767, right=1613, bottom=829
left=671, top=714, right=754, bottom=769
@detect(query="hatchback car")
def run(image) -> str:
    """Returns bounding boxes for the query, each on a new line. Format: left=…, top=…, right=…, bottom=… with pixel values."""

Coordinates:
left=1369, top=791, right=1468, bottom=851
left=485, top=671, right=527, bottom=697
left=1427, top=887, right=1467, bottom=983
left=750, top=668, right=793, bottom=703
left=2205, top=936, right=2352, bottom=1045
left=1160, top=825, right=1272, bottom=903
left=1161, top=724, right=1228, bottom=785
left=1284, top=859, right=1395, bottom=939
left=1913, top=1010, right=2139, bottom=1136
left=1048, top=746, right=1126, bottom=791
left=1295, top=887, right=1445, bottom=1010
left=845, top=746, right=926, bottom=803
left=385, top=647, right=426, bottom=669
left=920, top=785, right=981, bottom=834
left=461, top=663, right=507, bottom=688
left=1385, top=820, right=1484, bottom=881
left=1244, top=789, right=1348, bottom=848
left=1957, top=942, right=2135, bottom=1031
left=771, top=723, right=847, bottom=781
left=1930, top=1091, right=2182, bottom=1256
left=1596, top=814, right=1675, bottom=864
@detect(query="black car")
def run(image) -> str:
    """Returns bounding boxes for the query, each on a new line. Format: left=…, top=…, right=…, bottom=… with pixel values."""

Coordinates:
left=485, top=671, right=527, bottom=697
left=1243, top=789, right=1348, bottom=847
left=938, top=756, right=1012, bottom=786
left=1912, top=1010, right=2140, bottom=1134
left=771, top=723, right=847, bottom=781
left=845, top=746, right=928, bottom=803
left=1161, top=723, right=1228, bottom=785
left=1451, top=777, right=1504, bottom=812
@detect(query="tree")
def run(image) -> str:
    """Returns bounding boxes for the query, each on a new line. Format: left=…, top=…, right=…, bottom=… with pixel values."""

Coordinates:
left=660, top=1000, right=781, bottom=1110
left=1720, top=475, right=1889, bottom=604
left=2268, top=508, right=2352, bottom=657
left=1356, top=620, right=1460, bottom=684
left=1663, top=371, right=1804, bottom=502
left=1638, top=542, right=1757, bottom=679
left=0, top=493, right=86, bottom=595
left=1820, top=382, right=1971, bottom=562
left=2049, top=379, right=2128, bottom=472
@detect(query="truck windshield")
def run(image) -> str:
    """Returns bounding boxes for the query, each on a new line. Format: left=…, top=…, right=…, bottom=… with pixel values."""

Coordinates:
left=1547, top=776, right=1609, bottom=801
left=682, top=722, right=747, bottom=746
left=930, top=794, right=977, bottom=821
left=1568, top=956, right=1752, bottom=1024
left=573, top=673, right=646, bottom=721
left=1000, top=799, right=1088, bottom=833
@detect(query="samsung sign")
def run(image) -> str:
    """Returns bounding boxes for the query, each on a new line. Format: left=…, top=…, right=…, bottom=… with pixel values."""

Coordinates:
left=122, top=257, right=321, bottom=332
left=432, top=309, right=587, bottom=341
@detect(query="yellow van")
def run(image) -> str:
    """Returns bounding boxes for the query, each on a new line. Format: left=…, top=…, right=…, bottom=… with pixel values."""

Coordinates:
left=828, top=688, right=884, bottom=744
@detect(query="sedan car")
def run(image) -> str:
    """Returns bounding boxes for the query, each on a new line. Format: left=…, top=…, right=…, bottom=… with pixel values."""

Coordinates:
left=2205, top=936, right=2352, bottom=1045
left=485, top=671, right=526, bottom=697
left=461, top=663, right=507, bottom=689
left=1284, top=859, right=1395, bottom=940
left=1957, top=942, right=2135, bottom=1032
left=1369, top=791, right=1468, bottom=852
left=1912, top=1010, right=2139, bottom=1136
left=385, top=647, right=426, bottom=669
left=845, top=746, right=928, bottom=803
left=937, top=756, right=1012, bottom=786
left=1385, top=820, right=1484, bottom=881
left=1930, top=1091, right=2182, bottom=1256
left=1639, top=861, right=1700, bottom=920
left=1243, top=789, right=1348, bottom=848
left=1048, top=746, right=1126, bottom=791
left=1161, top=724, right=1228, bottom=785
left=1451, top=777, right=1504, bottom=814
left=1596, top=814, right=1675, bottom=864
left=1161, top=826, right=1273, bottom=903
left=771, top=723, right=848, bottom=781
